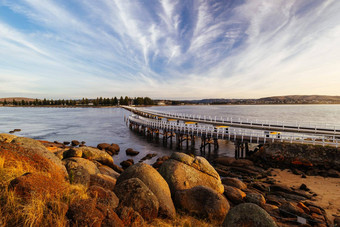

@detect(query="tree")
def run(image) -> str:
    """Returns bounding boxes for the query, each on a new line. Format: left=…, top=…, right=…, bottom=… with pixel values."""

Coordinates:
left=119, top=96, right=124, bottom=105
left=135, top=97, right=144, bottom=105
left=3, top=99, right=7, bottom=105
left=144, top=97, right=153, bottom=105
left=124, top=96, right=129, bottom=105
left=113, top=97, right=118, bottom=105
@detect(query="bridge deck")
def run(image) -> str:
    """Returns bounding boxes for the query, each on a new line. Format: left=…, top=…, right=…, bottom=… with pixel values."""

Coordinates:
left=128, top=114, right=340, bottom=147
left=123, top=106, right=340, bottom=136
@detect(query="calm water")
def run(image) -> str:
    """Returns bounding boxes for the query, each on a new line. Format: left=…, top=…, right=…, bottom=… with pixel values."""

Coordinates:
left=1, top=105, right=340, bottom=164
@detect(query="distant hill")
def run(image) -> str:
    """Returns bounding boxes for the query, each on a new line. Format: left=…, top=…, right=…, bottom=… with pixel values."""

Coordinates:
left=168, top=95, right=340, bottom=105
left=0, top=97, right=36, bottom=102
left=258, top=95, right=340, bottom=104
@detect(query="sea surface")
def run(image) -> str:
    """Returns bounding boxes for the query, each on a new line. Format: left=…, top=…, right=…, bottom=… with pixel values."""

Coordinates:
left=1, top=105, right=340, bottom=164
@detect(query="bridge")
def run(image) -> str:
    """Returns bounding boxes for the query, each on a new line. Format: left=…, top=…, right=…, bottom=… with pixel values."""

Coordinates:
left=122, top=106, right=340, bottom=158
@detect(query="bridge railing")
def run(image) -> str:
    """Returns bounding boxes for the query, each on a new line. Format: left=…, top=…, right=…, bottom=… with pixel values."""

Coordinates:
left=128, top=115, right=340, bottom=147
left=140, top=108, right=340, bottom=134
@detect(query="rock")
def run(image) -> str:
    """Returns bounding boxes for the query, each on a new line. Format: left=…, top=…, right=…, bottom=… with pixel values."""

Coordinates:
left=222, top=177, right=247, bottom=190
left=140, top=153, right=157, bottom=161
left=111, top=163, right=124, bottom=174
left=67, top=198, right=104, bottom=226
left=299, top=183, right=310, bottom=191
left=116, top=163, right=176, bottom=219
left=232, top=159, right=254, bottom=167
left=9, top=130, right=14, bottom=134
left=245, top=193, right=266, bottom=207
left=64, top=157, right=100, bottom=185
left=81, top=141, right=86, bottom=145
left=64, top=157, right=100, bottom=175
left=215, top=156, right=236, bottom=166
left=77, top=147, right=114, bottom=168
left=159, top=152, right=224, bottom=195
left=152, top=161, right=164, bottom=169
left=97, top=143, right=111, bottom=150
left=63, top=141, right=70, bottom=145
left=126, top=148, right=140, bottom=156
left=156, top=156, right=170, bottom=162
left=96, top=204, right=124, bottom=227
left=114, top=178, right=159, bottom=221
left=309, top=206, right=322, bottom=215
left=327, top=169, right=340, bottom=178
left=90, top=174, right=117, bottom=191
left=175, top=186, right=230, bottom=224
left=55, top=150, right=65, bottom=160
left=223, top=203, right=277, bottom=227
left=297, top=202, right=310, bottom=214
left=13, top=129, right=21, bottom=132
left=280, top=202, right=305, bottom=216
left=110, top=143, right=120, bottom=152
left=11, top=137, right=67, bottom=176
left=263, top=204, right=280, bottom=217
left=87, top=185, right=119, bottom=208
left=106, top=145, right=119, bottom=156
left=0, top=133, right=17, bottom=143
left=71, top=140, right=80, bottom=146
left=63, top=148, right=82, bottom=159
left=334, top=217, right=340, bottom=226
left=98, top=165, right=120, bottom=179
left=120, top=159, right=134, bottom=169
left=116, top=206, right=145, bottom=227
left=9, top=172, right=66, bottom=199
left=223, top=185, right=246, bottom=205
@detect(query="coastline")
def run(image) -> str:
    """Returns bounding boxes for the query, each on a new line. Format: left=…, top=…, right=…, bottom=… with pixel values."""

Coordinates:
left=1, top=133, right=339, bottom=226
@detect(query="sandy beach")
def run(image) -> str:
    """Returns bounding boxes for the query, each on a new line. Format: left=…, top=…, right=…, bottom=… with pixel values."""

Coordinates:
left=271, top=168, right=340, bottom=222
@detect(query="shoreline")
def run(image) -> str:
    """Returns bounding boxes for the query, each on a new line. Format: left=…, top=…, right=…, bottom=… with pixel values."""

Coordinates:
left=1, top=133, right=339, bottom=226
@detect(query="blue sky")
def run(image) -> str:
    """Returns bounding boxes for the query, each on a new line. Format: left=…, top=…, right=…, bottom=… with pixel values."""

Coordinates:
left=0, top=0, right=339, bottom=99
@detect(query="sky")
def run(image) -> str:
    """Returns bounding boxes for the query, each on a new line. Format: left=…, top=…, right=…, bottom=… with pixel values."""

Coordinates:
left=0, top=0, right=339, bottom=99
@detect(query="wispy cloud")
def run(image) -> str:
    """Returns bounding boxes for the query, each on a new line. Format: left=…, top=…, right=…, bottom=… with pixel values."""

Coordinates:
left=0, top=0, right=339, bottom=99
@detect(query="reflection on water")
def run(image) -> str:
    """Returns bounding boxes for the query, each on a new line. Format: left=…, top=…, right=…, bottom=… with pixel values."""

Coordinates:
left=1, top=105, right=340, bottom=164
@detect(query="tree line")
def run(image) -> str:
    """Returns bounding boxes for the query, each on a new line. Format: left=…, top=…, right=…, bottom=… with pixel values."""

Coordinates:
left=0, top=96, right=154, bottom=106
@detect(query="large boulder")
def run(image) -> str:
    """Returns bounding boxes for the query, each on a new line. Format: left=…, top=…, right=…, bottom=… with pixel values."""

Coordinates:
left=98, top=165, right=120, bottom=179
left=114, top=178, right=159, bottom=221
left=116, top=206, right=145, bottom=227
left=222, top=177, right=247, bottom=190
left=245, top=193, right=266, bottom=207
left=66, top=198, right=104, bottom=226
left=116, top=163, right=176, bottom=219
left=223, top=203, right=277, bottom=227
left=223, top=185, right=246, bottom=205
left=63, top=157, right=100, bottom=185
left=63, top=148, right=82, bottom=159
left=159, top=152, right=224, bottom=195
left=87, top=185, right=119, bottom=208
left=96, top=204, right=124, bottom=227
left=75, top=147, right=114, bottom=167
left=175, top=186, right=230, bottom=224
left=11, top=137, right=67, bottom=176
left=9, top=172, right=66, bottom=199
left=0, top=133, right=17, bottom=143
left=90, top=174, right=117, bottom=191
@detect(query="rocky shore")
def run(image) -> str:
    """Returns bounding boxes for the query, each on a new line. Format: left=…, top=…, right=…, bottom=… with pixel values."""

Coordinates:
left=0, top=133, right=339, bottom=226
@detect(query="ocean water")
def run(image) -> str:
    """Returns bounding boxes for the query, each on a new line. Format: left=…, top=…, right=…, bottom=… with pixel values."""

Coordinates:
left=1, top=105, right=340, bottom=164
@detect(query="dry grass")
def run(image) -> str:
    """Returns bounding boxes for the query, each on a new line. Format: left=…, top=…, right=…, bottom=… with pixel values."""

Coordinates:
left=149, top=213, right=216, bottom=227
left=0, top=150, right=89, bottom=227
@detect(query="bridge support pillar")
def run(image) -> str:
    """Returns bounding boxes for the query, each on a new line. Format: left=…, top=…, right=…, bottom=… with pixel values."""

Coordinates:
left=191, top=136, right=195, bottom=150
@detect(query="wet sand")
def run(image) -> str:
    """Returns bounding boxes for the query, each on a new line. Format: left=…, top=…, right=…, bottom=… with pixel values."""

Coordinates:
left=271, top=169, right=340, bottom=221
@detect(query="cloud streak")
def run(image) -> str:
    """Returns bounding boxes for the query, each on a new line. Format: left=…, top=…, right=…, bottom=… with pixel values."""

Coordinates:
left=0, top=0, right=339, bottom=99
